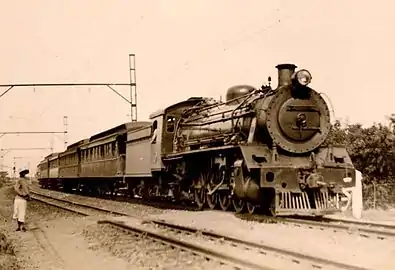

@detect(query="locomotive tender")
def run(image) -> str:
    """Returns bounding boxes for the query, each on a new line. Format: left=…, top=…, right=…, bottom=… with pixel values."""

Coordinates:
left=37, top=63, right=356, bottom=216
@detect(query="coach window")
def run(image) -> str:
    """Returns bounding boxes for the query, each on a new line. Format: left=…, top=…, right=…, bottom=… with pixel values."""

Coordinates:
left=114, top=143, right=119, bottom=155
left=111, top=142, right=116, bottom=157
left=166, top=116, right=176, bottom=133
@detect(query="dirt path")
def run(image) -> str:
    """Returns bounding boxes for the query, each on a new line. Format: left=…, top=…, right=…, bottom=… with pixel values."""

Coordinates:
left=0, top=183, right=136, bottom=270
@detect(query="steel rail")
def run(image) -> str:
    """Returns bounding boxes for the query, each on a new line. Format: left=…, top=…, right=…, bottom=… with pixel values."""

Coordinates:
left=30, top=191, right=126, bottom=216
left=98, top=220, right=273, bottom=270
left=322, top=216, right=395, bottom=230
left=281, top=217, right=395, bottom=239
left=150, top=220, right=372, bottom=270
left=30, top=195, right=89, bottom=216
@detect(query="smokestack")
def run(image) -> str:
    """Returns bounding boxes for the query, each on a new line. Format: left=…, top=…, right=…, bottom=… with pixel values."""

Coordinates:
left=275, top=64, right=297, bottom=87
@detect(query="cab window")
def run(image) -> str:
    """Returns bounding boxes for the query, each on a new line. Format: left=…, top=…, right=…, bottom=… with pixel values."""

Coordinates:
left=166, top=116, right=175, bottom=133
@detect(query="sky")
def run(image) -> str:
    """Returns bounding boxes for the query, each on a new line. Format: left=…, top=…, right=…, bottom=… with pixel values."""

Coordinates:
left=0, top=0, right=393, bottom=175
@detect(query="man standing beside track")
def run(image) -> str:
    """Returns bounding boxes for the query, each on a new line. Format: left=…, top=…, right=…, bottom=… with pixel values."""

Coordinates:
left=13, top=168, right=31, bottom=232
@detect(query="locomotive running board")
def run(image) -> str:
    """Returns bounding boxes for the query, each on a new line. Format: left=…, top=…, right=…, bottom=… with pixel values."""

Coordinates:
left=164, top=145, right=238, bottom=160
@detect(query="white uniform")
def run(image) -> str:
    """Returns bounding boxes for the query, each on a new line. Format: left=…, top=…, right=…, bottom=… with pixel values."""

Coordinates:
left=13, top=196, right=27, bottom=222
left=12, top=177, right=30, bottom=223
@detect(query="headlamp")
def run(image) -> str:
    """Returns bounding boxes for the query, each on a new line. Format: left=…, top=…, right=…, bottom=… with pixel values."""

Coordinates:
left=293, top=69, right=312, bottom=86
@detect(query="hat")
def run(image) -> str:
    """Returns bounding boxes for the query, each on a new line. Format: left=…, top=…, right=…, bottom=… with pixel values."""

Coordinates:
left=19, top=168, right=29, bottom=175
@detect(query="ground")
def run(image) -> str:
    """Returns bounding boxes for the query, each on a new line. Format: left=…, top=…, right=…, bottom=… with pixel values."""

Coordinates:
left=2, top=181, right=395, bottom=270
left=0, top=183, right=147, bottom=270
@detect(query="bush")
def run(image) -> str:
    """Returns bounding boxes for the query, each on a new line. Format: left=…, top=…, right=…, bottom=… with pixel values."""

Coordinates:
left=362, top=183, right=395, bottom=209
left=0, top=178, right=5, bottom=189
left=326, top=116, right=395, bottom=209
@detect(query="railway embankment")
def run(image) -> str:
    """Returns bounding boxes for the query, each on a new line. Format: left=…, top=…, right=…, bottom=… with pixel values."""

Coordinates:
left=3, top=183, right=395, bottom=269
left=32, top=186, right=395, bottom=269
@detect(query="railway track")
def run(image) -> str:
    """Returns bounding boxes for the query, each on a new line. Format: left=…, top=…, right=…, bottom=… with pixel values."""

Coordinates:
left=31, top=191, right=269, bottom=269
left=33, top=188, right=395, bottom=241
left=99, top=219, right=274, bottom=270
left=279, top=216, right=395, bottom=240
left=30, top=191, right=126, bottom=217
left=31, top=190, right=374, bottom=270
left=32, top=183, right=200, bottom=212
left=141, top=219, right=372, bottom=270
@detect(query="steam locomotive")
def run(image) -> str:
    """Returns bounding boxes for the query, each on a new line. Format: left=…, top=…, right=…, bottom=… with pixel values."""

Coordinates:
left=37, top=64, right=356, bottom=216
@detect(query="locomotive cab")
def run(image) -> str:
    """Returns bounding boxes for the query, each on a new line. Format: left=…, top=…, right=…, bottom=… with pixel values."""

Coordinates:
left=149, top=97, right=208, bottom=157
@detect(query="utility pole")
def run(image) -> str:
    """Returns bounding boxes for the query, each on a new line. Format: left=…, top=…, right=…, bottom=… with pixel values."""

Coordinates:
left=0, top=54, right=138, bottom=122
left=129, top=54, right=137, bottom=122
left=63, top=116, right=68, bottom=148
left=0, top=54, right=138, bottom=164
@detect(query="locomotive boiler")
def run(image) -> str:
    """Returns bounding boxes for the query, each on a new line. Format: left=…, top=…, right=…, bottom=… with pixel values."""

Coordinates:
left=166, top=63, right=356, bottom=215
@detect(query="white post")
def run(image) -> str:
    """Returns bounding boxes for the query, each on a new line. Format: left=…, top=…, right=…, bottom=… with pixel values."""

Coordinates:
left=352, top=170, right=363, bottom=219
left=373, top=182, right=376, bottom=209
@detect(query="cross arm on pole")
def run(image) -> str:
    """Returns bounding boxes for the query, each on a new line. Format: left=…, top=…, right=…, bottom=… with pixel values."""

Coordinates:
left=0, top=83, right=133, bottom=87
left=0, top=83, right=134, bottom=106
left=106, top=85, right=131, bottom=104
left=0, top=86, right=14, bottom=99
left=1, top=148, right=51, bottom=151
left=0, top=131, right=66, bottom=135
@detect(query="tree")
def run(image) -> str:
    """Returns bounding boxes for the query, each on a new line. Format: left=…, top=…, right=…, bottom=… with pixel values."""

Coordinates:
left=325, top=118, right=395, bottom=208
